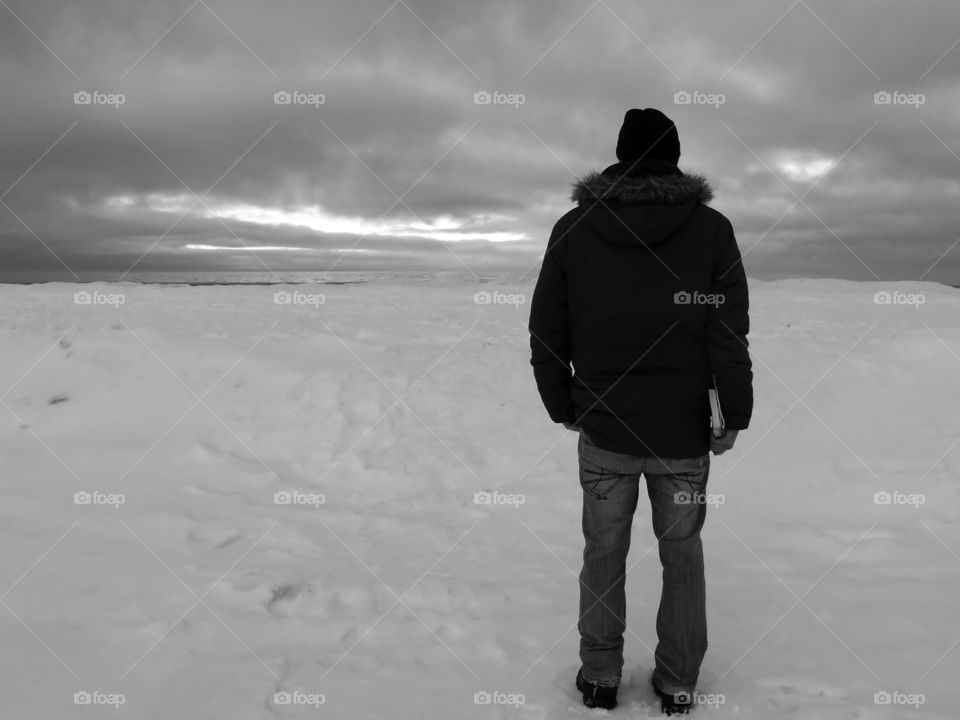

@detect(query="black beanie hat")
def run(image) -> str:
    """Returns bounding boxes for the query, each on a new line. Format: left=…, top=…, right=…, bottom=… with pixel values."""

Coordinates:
left=616, top=108, right=681, bottom=164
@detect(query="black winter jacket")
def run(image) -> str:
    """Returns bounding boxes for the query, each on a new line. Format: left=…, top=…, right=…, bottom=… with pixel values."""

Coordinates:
left=528, top=160, right=753, bottom=458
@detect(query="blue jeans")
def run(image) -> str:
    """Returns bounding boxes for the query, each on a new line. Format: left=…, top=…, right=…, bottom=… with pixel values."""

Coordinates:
left=577, top=427, right=710, bottom=696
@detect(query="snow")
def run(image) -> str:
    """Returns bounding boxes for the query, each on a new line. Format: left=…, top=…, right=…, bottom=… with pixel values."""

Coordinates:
left=0, top=276, right=958, bottom=719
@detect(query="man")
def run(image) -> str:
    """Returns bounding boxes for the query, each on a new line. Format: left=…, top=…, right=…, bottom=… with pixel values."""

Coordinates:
left=528, top=108, right=753, bottom=716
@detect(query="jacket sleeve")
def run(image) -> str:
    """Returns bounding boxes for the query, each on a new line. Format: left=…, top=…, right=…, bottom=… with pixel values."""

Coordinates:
left=529, top=216, right=576, bottom=424
left=707, top=218, right=753, bottom=430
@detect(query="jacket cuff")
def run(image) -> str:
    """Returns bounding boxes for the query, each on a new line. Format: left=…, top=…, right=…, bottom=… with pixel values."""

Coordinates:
left=723, top=413, right=750, bottom=431
left=548, top=405, right=576, bottom=424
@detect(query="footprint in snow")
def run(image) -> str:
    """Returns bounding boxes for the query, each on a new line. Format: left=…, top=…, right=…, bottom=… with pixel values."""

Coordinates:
left=266, top=581, right=314, bottom=616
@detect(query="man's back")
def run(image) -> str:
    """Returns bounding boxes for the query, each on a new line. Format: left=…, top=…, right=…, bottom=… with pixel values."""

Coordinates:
left=529, top=125, right=753, bottom=459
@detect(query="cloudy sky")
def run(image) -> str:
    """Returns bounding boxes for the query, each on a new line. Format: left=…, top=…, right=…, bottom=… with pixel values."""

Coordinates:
left=1, top=0, right=958, bottom=281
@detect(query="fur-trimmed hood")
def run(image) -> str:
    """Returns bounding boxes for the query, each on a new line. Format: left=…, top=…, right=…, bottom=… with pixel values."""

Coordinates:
left=568, top=163, right=715, bottom=247
left=571, top=167, right=714, bottom=206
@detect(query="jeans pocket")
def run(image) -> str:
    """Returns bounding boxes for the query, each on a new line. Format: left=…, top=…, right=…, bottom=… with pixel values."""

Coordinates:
left=580, top=457, right=619, bottom=500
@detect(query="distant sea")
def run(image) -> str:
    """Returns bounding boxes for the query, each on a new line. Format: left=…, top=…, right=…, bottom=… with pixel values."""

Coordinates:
left=1, top=271, right=957, bottom=288
left=0, top=270, right=534, bottom=286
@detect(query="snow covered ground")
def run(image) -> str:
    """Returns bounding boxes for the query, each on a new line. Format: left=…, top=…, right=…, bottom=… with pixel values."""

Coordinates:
left=0, top=276, right=957, bottom=719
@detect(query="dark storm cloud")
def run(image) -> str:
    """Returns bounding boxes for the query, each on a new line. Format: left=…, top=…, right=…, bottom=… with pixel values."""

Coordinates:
left=1, top=0, right=959, bottom=280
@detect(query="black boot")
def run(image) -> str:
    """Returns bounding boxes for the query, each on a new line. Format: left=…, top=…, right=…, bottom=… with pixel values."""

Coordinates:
left=651, top=678, right=693, bottom=716
left=575, top=668, right=618, bottom=710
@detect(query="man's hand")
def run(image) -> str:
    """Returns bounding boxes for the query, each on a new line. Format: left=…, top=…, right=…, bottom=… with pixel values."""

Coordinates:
left=710, top=429, right=739, bottom=455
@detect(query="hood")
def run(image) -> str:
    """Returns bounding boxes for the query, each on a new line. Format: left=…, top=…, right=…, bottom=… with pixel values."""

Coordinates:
left=570, top=162, right=714, bottom=247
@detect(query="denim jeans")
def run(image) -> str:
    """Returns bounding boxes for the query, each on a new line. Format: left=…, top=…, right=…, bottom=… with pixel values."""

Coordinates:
left=577, top=426, right=710, bottom=695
